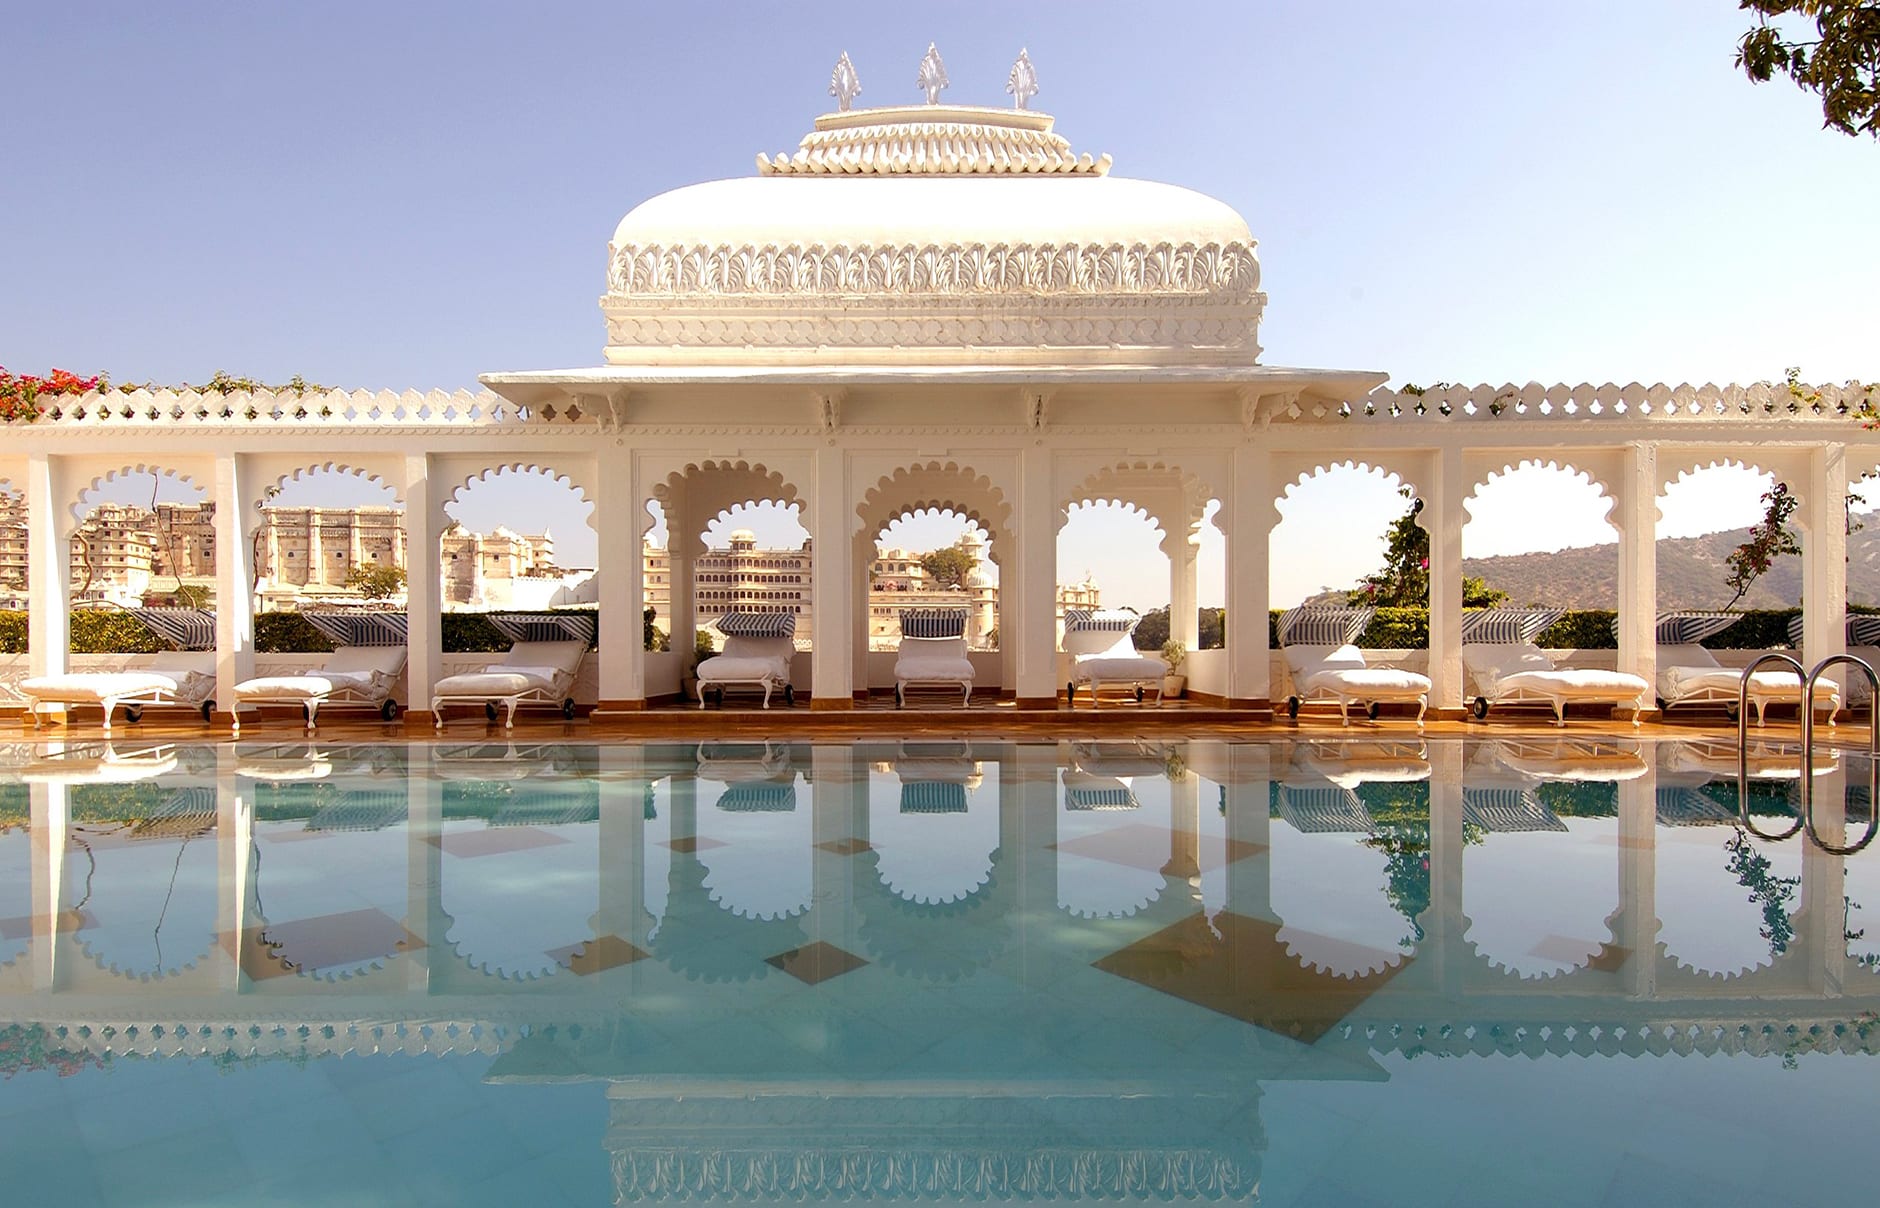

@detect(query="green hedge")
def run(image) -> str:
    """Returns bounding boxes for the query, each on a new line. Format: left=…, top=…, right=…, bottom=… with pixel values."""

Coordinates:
left=0, top=608, right=600, bottom=653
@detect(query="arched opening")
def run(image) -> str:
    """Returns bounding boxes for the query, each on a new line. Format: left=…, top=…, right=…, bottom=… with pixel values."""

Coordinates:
left=69, top=469, right=210, bottom=618
left=256, top=467, right=404, bottom=612
left=443, top=466, right=595, bottom=611
left=869, top=508, right=998, bottom=652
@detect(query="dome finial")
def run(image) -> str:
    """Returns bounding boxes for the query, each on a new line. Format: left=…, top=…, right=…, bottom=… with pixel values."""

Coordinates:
left=829, top=51, right=861, bottom=112
left=916, top=43, right=949, bottom=105
left=1006, top=48, right=1038, bottom=110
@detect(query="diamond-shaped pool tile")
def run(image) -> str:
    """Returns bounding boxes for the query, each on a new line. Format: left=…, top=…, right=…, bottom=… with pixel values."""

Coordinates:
left=553, top=934, right=649, bottom=975
left=1093, top=910, right=1411, bottom=1044
left=766, top=940, right=869, bottom=985
left=663, top=835, right=726, bottom=854
left=816, top=837, right=872, bottom=855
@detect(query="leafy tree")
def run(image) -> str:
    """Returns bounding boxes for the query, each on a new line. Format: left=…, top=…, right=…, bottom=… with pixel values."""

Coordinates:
left=1348, top=490, right=1507, bottom=608
left=1132, top=606, right=1225, bottom=651
left=343, top=563, right=407, bottom=600
left=919, top=545, right=977, bottom=589
left=1738, top=1, right=1880, bottom=139
left=1722, top=481, right=1802, bottom=609
left=643, top=605, right=668, bottom=652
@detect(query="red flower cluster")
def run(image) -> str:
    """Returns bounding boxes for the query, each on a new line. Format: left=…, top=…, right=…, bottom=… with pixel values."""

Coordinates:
left=0, top=365, right=104, bottom=424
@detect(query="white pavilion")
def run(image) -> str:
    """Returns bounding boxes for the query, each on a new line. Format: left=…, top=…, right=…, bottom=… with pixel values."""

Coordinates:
left=4, top=50, right=1875, bottom=722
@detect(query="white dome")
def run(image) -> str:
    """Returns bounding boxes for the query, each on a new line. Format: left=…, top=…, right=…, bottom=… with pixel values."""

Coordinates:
left=600, top=105, right=1266, bottom=370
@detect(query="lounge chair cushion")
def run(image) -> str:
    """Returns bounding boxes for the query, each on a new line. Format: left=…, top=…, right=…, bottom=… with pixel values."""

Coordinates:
left=435, top=669, right=559, bottom=696
left=235, top=671, right=379, bottom=701
left=1657, top=644, right=1836, bottom=702
left=1463, top=642, right=1648, bottom=701
left=1286, top=644, right=1430, bottom=698
left=700, top=636, right=793, bottom=684
left=896, top=636, right=975, bottom=680
left=21, top=671, right=196, bottom=704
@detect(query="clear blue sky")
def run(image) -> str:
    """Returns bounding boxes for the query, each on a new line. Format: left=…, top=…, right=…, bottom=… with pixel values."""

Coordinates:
left=8, top=3, right=1877, bottom=607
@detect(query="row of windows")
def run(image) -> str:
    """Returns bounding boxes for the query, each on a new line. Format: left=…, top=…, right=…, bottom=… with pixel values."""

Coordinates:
left=698, top=590, right=803, bottom=601
left=701, top=603, right=803, bottom=614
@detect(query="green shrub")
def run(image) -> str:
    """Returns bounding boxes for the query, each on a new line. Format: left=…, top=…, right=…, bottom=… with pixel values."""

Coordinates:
left=254, top=612, right=332, bottom=653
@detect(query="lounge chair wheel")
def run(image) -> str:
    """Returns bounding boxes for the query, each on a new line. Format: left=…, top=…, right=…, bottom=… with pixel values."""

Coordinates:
left=1367, top=702, right=1380, bottom=721
left=784, top=685, right=795, bottom=706
left=485, top=702, right=499, bottom=721
left=1472, top=696, right=1489, bottom=720
left=1724, top=702, right=1740, bottom=721
left=1287, top=696, right=1300, bottom=720
left=380, top=698, right=400, bottom=721
left=1066, top=682, right=1076, bottom=708
left=200, top=700, right=214, bottom=722
left=124, top=705, right=143, bottom=723
left=561, top=698, right=576, bottom=719
left=1135, top=685, right=1145, bottom=703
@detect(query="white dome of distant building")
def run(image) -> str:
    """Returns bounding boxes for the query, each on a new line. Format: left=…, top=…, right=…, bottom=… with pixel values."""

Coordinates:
left=602, top=103, right=1264, bottom=370
left=728, top=528, right=758, bottom=549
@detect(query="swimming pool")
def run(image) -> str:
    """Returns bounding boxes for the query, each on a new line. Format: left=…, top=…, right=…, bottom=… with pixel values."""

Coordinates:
left=1, top=735, right=1875, bottom=1205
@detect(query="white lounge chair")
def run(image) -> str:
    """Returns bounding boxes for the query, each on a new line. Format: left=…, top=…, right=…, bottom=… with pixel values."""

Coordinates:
left=1062, top=609, right=1164, bottom=708
left=431, top=639, right=588, bottom=727
left=1278, top=607, right=1428, bottom=726
left=696, top=741, right=797, bottom=811
left=1463, top=644, right=1648, bottom=726
left=696, top=611, right=796, bottom=709
left=894, top=740, right=982, bottom=813
left=893, top=608, right=974, bottom=707
left=235, top=646, right=408, bottom=728
left=20, top=651, right=217, bottom=731
left=1658, top=644, right=1838, bottom=726
left=1787, top=613, right=1880, bottom=710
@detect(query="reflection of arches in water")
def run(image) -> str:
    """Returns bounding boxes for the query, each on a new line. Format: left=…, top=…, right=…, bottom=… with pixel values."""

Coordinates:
left=1655, top=824, right=1805, bottom=978
left=870, top=762, right=998, bottom=906
left=248, top=791, right=412, bottom=981
left=653, top=855, right=807, bottom=983
left=1056, top=769, right=1171, bottom=920
left=67, top=792, right=220, bottom=980
left=1268, top=784, right=1410, bottom=977
left=852, top=849, right=1011, bottom=982
left=695, top=778, right=812, bottom=922
left=1462, top=817, right=1618, bottom=980
left=440, top=780, right=601, bottom=980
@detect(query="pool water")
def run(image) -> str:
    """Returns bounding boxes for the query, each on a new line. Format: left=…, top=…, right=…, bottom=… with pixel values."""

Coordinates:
left=2, top=735, right=1876, bottom=1206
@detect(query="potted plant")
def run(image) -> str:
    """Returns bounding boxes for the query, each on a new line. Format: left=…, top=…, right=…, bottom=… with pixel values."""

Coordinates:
left=1160, top=638, right=1187, bottom=699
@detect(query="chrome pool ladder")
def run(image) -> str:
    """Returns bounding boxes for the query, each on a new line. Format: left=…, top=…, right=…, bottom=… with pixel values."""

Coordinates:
left=1736, top=653, right=1880, bottom=854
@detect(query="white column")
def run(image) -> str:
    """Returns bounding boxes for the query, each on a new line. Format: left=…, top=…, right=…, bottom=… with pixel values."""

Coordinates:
left=29, top=778, right=68, bottom=991
left=1167, top=523, right=1200, bottom=652
left=1423, top=447, right=1465, bottom=710
left=214, top=747, right=252, bottom=990
left=595, top=447, right=645, bottom=710
left=1616, top=770, right=1658, bottom=999
left=852, top=533, right=873, bottom=699
left=1801, top=443, right=1848, bottom=677
left=403, top=454, right=444, bottom=724
left=1424, top=742, right=1465, bottom=994
left=667, top=486, right=697, bottom=665
left=213, top=453, right=256, bottom=722
left=406, top=744, right=443, bottom=992
left=809, top=446, right=854, bottom=708
left=1616, top=444, right=1659, bottom=696
left=26, top=453, right=69, bottom=679
left=1226, top=446, right=1273, bottom=705
left=1015, top=446, right=1058, bottom=707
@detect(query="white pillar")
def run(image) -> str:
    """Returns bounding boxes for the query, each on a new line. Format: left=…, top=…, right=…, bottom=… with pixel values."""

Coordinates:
left=1801, top=443, right=1848, bottom=675
left=1423, top=447, right=1465, bottom=710
left=1616, top=444, right=1659, bottom=695
left=1615, top=768, right=1658, bottom=999
left=29, top=778, right=68, bottom=991
left=213, top=453, right=256, bottom=722
left=1167, top=522, right=1200, bottom=652
left=406, top=744, right=443, bottom=992
left=667, top=486, right=697, bottom=665
left=1424, top=742, right=1465, bottom=994
left=1015, top=446, right=1058, bottom=708
left=214, top=747, right=252, bottom=990
left=595, top=447, right=645, bottom=710
left=809, top=446, right=854, bottom=708
left=1226, top=446, right=1273, bottom=706
left=404, top=454, right=444, bottom=724
left=26, top=453, right=69, bottom=679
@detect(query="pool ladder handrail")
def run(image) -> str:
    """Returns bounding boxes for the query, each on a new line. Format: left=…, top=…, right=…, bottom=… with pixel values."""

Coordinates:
left=1737, top=652, right=1880, bottom=854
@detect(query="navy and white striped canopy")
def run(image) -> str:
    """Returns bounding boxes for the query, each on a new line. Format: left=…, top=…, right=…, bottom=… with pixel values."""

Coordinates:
left=713, top=610, right=797, bottom=639
left=301, top=610, right=409, bottom=648
left=1062, top=608, right=1140, bottom=635
left=1275, top=785, right=1376, bottom=833
left=1785, top=613, right=1880, bottom=647
left=487, top=611, right=599, bottom=646
left=1460, top=608, right=1564, bottom=645
left=130, top=607, right=216, bottom=651
left=1646, top=613, right=1742, bottom=645
left=1277, top=606, right=1375, bottom=647
left=1064, top=782, right=1138, bottom=811
left=1655, top=786, right=1737, bottom=827
left=899, top=607, right=967, bottom=638
left=715, top=782, right=798, bottom=812
left=306, top=791, right=410, bottom=833
left=899, top=781, right=969, bottom=813
left=1461, top=787, right=1567, bottom=833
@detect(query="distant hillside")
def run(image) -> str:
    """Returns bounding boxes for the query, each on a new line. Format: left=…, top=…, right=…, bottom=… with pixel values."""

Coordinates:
left=1310, top=525, right=1880, bottom=610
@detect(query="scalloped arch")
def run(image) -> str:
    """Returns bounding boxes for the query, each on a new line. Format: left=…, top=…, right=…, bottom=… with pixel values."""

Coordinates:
left=856, top=462, right=1012, bottom=552
left=443, top=461, right=595, bottom=510
left=258, top=462, right=403, bottom=506
left=1468, top=457, right=1617, bottom=508
left=1278, top=458, right=1425, bottom=506
left=1060, top=459, right=1216, bottom=544
left=70, top=465, right=208, bottom=519
left=653, top=460, right=804, bottom=551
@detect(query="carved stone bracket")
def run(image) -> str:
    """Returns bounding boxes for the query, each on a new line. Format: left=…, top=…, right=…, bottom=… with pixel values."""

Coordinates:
left=1239, top=387, right=1299, bottom=435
